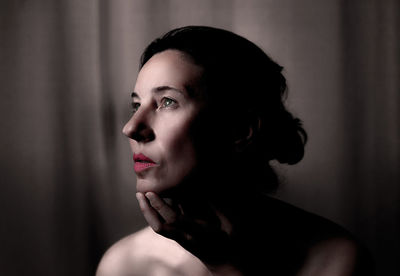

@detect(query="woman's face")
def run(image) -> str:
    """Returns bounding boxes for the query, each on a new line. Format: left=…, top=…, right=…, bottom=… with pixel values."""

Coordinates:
left=123, top=50, right=210, bottom=195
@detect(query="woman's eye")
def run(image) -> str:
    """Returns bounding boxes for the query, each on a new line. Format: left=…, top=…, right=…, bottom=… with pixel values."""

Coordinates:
left=160, top=97, right=177, bottom=109
left=131, top=102, right=141, bottom=113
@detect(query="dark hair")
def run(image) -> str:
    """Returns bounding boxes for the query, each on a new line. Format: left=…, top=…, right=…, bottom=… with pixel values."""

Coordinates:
left=140, top=26, right=307, bottom=191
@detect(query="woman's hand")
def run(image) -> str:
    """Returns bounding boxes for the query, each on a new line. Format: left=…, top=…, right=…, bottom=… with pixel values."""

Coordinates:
left=135, top=192, right=233, bottom=267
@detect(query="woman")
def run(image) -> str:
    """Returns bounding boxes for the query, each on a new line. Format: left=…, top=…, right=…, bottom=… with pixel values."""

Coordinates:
left=97, top=26, right=371, bottom=275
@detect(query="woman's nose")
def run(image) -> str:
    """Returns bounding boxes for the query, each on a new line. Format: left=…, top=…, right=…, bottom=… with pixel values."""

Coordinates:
left=122, top=109, right=155, bottom=143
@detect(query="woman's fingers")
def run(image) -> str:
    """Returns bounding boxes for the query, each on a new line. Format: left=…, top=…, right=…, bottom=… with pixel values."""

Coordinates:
left=145, top=192, right=178, bottom=224
left=136, top=191, right=179, bottom=234
left=136, top=192, right=163, bottom=232
left=136, top=191, right=230, bottom=264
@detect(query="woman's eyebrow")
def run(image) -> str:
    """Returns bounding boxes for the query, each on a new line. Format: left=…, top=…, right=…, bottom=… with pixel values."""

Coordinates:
left=130, top=86, right=189, bottom=99
left=152, top=85, right=186, bottom=96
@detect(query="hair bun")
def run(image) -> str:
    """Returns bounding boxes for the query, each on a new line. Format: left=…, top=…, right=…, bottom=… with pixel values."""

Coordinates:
left=269, top=111, right=307, bottom=165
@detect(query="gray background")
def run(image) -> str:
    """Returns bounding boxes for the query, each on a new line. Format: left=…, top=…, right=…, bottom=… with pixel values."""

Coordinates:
left=1, top=0, right=399, bottom=275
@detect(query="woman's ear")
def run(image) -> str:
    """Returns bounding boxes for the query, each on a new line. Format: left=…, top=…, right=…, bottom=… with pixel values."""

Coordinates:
left=233, top=112, right=262, bottom=152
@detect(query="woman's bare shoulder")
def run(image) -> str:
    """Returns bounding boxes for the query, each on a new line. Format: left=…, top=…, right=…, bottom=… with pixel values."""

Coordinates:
left=96, top=227, right=153, bottom=276
left=270, top=198, right=374, bottom=275
left=252, top=197, right=373, bottom=275
left=96, top=227, right=210, bottom=276
left=298, top=236, right=373, bottom=276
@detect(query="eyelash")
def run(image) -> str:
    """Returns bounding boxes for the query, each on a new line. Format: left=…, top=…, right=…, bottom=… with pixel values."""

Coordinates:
left=130, top=97, right=178, bottom=114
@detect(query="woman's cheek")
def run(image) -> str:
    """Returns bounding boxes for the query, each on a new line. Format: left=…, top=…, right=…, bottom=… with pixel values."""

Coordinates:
left=159, top=133, right=199, bottom=185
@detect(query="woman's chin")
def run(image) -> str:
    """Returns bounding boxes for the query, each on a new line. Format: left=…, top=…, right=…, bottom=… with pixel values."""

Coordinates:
left=135, top=178, right=177, bottom=196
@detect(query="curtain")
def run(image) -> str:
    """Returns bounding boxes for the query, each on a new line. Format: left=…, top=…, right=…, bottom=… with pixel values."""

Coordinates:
left=1, top=0, right=398, bottom=275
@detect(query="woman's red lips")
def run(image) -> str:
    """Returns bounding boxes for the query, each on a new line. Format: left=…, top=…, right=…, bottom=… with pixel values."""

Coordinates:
left=133, top=153, right=157, bottom=173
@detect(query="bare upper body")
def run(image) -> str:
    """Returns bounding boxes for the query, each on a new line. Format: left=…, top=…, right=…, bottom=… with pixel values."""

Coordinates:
left=97, top=197, right=371, bottom=276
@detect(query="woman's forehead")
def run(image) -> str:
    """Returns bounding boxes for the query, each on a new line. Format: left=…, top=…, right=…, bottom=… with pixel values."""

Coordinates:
left=134, top=50, right=205, bottom=98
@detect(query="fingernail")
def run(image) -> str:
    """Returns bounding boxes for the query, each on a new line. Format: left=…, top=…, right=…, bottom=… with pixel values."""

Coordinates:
left=145, top=192, right=153, bottom=200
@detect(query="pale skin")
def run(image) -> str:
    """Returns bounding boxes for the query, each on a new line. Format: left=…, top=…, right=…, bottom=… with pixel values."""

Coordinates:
left=97, top=50, right=369, bottom=276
